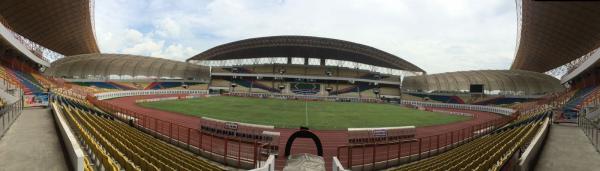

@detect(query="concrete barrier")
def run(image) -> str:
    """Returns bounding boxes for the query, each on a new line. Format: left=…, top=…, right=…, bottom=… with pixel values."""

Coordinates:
left=249, top=155, right=275, bottom=171
left=516, top=117, right=550, bottom=171
left=95, top=90, right=208, bottom=100
left=332, top=157, right=350, bottom=171
left=51, top=103, right=84, bottom=171
left=401, top=100, right=515, bottom=116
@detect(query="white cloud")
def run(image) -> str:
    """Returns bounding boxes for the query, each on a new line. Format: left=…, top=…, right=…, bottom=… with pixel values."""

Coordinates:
left=94, top=0, right=517, bottom=73
left=154, top=17, right=182, bottom=38
left=159, top=44, right=198, bottom=61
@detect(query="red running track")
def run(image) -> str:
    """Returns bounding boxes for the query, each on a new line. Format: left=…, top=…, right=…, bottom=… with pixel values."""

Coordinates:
left=106, top=94, right=505, bottom=170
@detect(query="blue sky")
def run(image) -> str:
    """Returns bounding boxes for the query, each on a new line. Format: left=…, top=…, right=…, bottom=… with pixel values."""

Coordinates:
left=94, top=0, right=517, bottom=74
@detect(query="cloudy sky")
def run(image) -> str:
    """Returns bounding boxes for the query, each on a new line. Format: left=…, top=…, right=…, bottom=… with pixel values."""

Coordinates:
left=94, top=0, right=518, bottom=74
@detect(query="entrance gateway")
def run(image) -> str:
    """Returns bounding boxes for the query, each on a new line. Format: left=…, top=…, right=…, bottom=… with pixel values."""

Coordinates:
left=283, top=127, right=326, bottom=171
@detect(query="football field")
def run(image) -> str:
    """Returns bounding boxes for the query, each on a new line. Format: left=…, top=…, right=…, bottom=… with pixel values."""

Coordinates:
left=138, top=96, right=470, bottom=130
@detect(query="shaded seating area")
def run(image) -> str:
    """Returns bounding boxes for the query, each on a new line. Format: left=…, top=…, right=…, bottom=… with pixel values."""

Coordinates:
left=0, top=64, right=45, bottom=95
left=407, top=93, right=465, bottom=104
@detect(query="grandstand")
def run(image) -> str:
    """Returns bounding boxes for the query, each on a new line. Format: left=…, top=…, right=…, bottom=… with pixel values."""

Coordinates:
left=0, top=0, right=600, bottom=171
left=391, top=110, right=550, bottom=171
left=53, top=95, right=224, bottom=171
left=188, top=36, right=411, bottom=98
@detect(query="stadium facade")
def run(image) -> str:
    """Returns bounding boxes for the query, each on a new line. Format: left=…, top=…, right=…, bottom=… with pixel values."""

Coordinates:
left=188, top=35, right=425, bottom=98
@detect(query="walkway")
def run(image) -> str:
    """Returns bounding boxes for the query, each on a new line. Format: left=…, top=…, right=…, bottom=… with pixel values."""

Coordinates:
left=0, top=108, right=68, bottom=171
left=534, top=123, right=600, bottom=171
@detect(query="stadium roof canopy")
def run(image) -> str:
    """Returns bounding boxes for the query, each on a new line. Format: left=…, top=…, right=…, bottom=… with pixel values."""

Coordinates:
left=188, top=36, right=425, bottom=73
left=0, top=23, right=50, bottom=67
left=0, top=0, right=100, bottom=56
left=45, top=54, right=209, bottom=80
left=511, top=0, right=600, bottom=72
left=403, top=70, right=562, bottom=95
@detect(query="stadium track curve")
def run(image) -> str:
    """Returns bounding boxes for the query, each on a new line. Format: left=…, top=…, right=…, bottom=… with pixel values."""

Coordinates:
left=106, top=94, right=503, bottom=170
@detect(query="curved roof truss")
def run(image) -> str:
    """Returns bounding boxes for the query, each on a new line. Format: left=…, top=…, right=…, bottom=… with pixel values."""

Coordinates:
left=511, top=0, right=600, bottom=72
left=0, top=0, right=100, bottom=56
left=403, top=70, right=563, bottom=95
left=45, top=53, right=209, bottom=80
left=188, top=36, right=425, bottom=73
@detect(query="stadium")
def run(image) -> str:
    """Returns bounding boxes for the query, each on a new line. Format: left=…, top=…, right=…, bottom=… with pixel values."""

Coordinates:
left=0, top=0, right=599, bottom=171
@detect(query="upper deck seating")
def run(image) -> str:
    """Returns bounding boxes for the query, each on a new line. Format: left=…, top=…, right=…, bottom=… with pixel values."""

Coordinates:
left=561, top=86, right=598, bottom=120
left=231, top=79, right=279, bottom=93
left=407, top=93, right=465, bottom=104
left=210, top=79, right=231, bottom=87
left=0, top=65, right=44, bottom=94
left=252, top=66, right=274, bottom=74
left=330, top=83, right=377, bottom=96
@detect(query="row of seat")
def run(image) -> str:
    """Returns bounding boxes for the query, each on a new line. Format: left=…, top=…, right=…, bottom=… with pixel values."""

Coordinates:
left=215, top=65, right=401, bottom=80
left=30, top=72, right=55, bottom=88
left=394, top=111, right=545, bottom=171
left=516, top=105, right=552, bottom=122
left=0, top=65, right=34, bottom=94
left=212, top=78, right=385, bottom=96
left=83, top=156, right=93, bottom=171
left=0, top=65, right=19, bottom=86
left=57, top=99, right=122, bottom=170
left=0, top=65, right=46, bottom=94
left=54, top=95, right=224, bottom=171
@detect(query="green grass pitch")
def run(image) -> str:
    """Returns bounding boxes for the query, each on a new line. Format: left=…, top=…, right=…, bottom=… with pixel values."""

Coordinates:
left=138, top=96, right=470, bottom=130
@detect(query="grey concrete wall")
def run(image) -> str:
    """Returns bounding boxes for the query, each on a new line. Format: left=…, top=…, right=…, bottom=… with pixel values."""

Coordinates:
left=52, top=103, right=84, bottom=171
left=517, top=118, right=550, bottom=171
